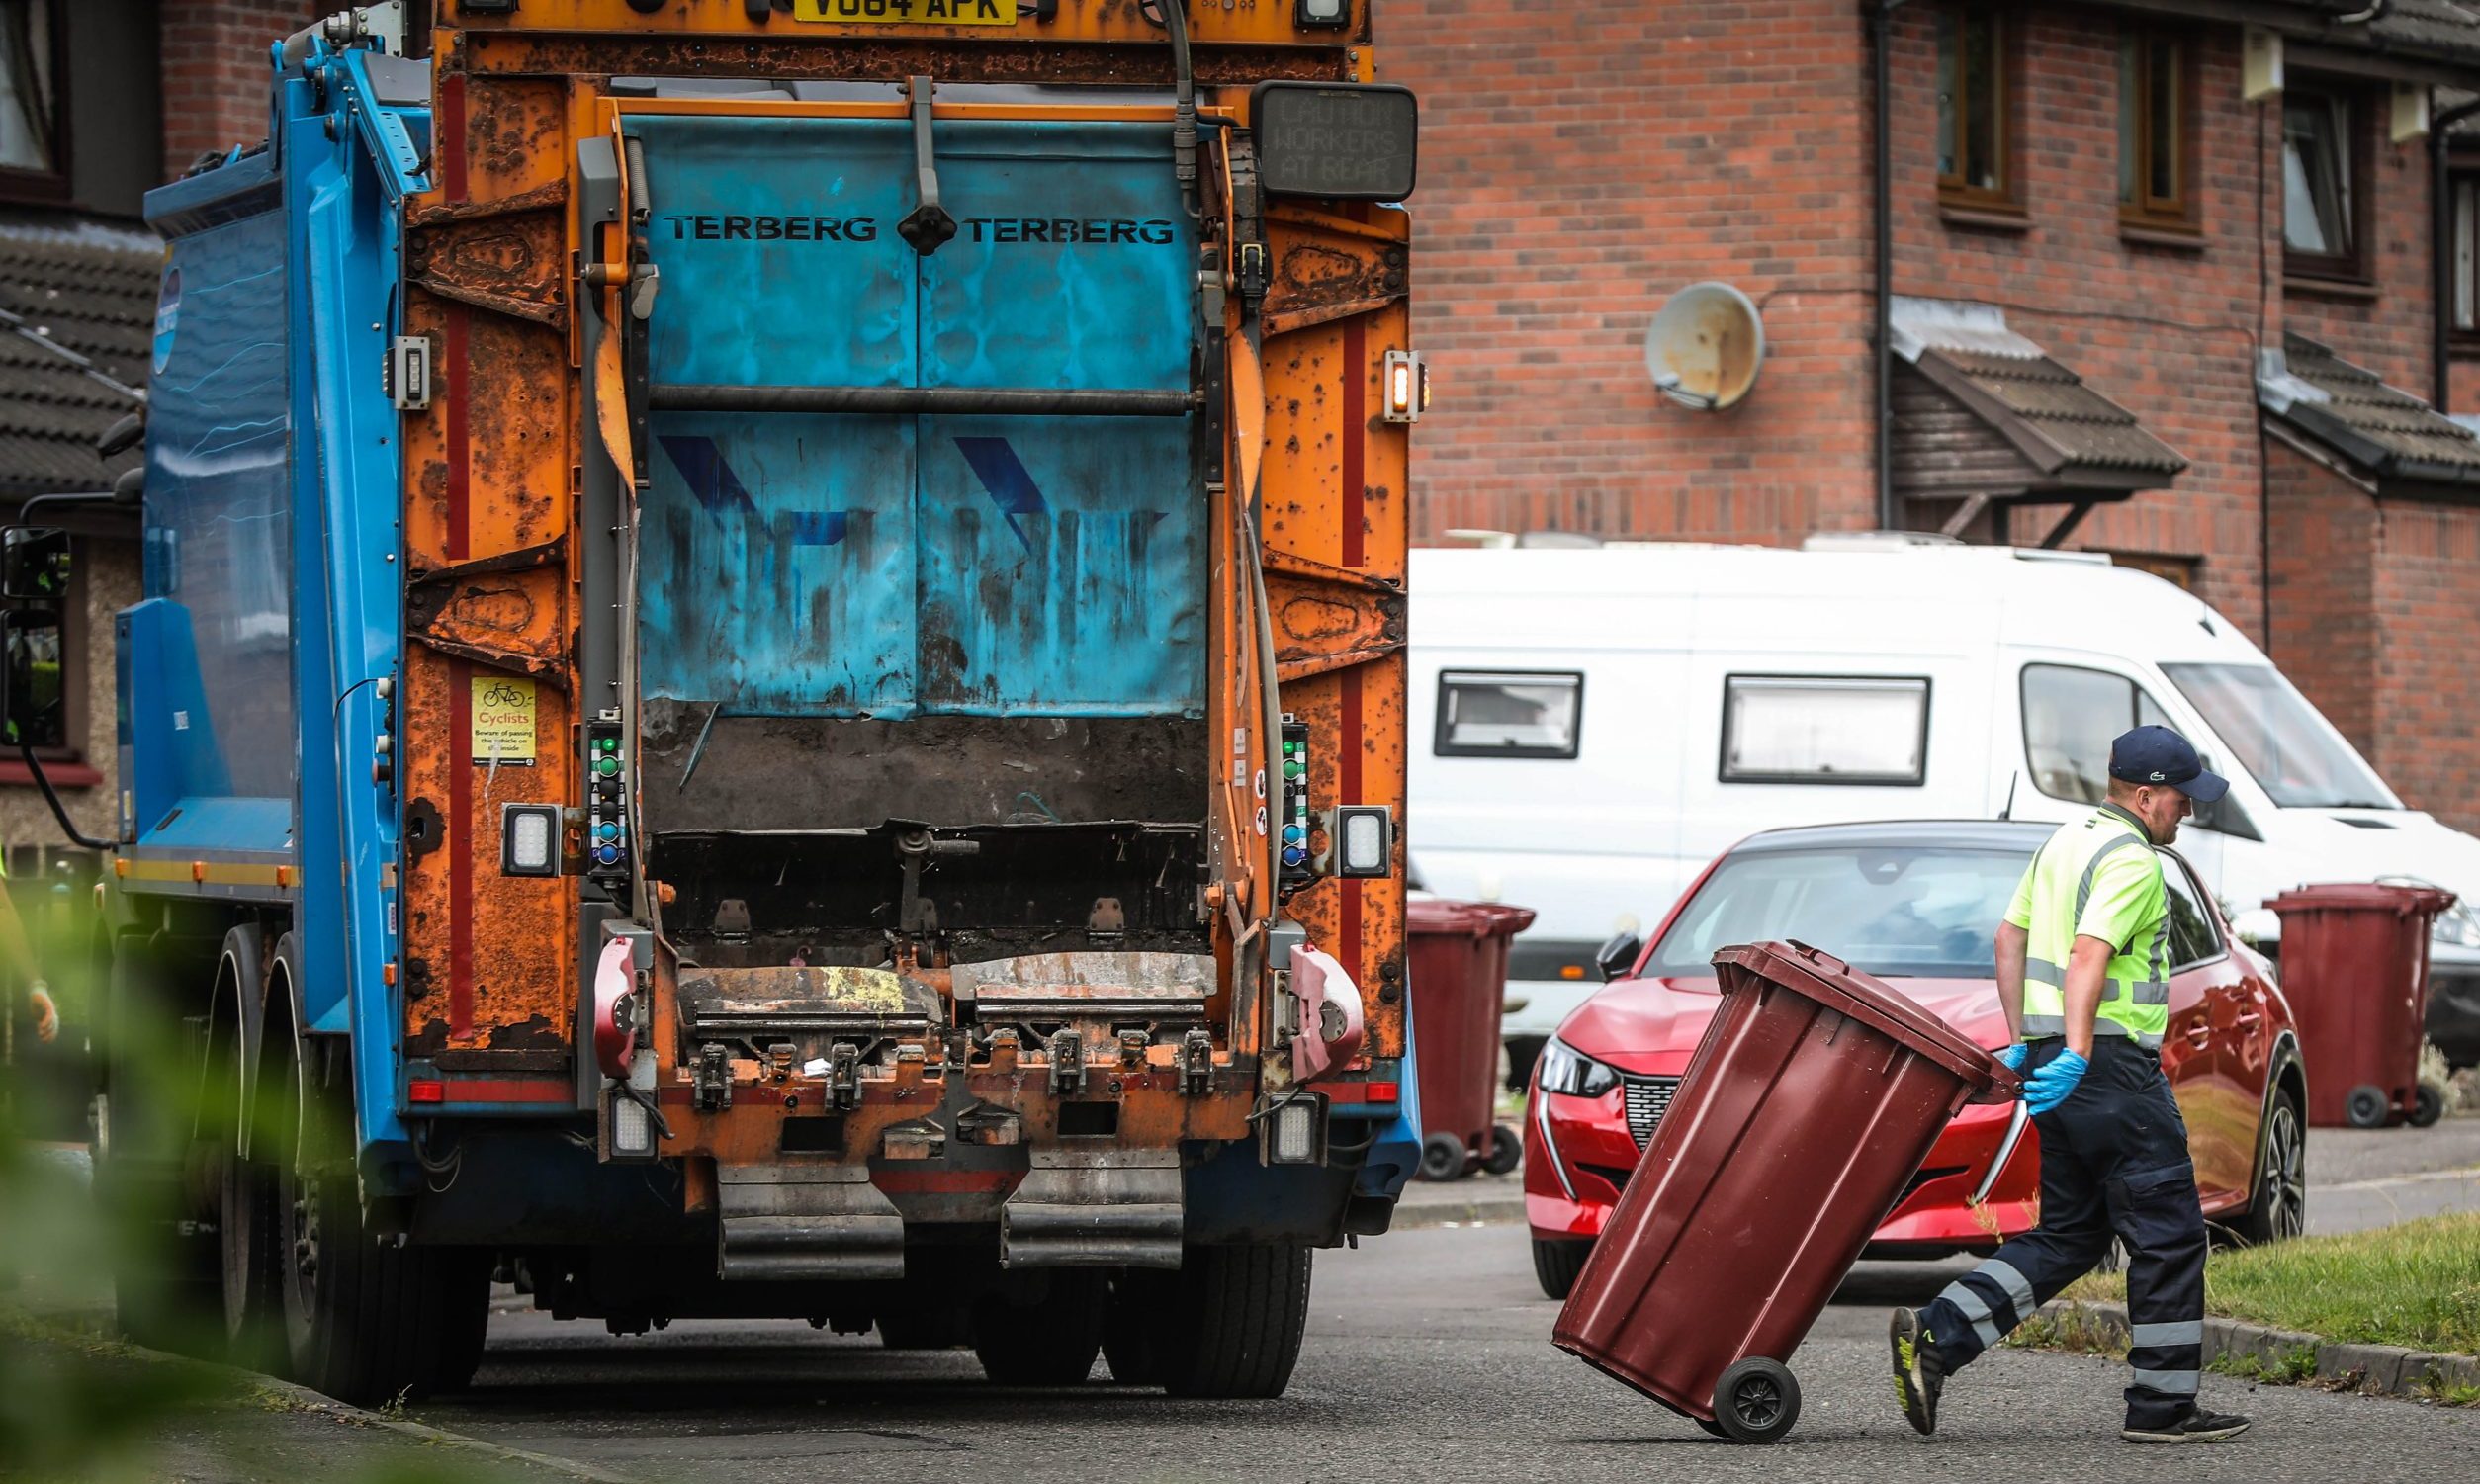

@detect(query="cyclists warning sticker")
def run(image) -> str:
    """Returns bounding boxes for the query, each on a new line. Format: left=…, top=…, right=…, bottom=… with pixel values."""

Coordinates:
left=471, top=676, right=538, bottom=765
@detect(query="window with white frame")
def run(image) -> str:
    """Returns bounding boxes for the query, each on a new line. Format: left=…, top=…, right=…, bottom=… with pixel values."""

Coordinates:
left=1720, top=675, right=1930, bottom=785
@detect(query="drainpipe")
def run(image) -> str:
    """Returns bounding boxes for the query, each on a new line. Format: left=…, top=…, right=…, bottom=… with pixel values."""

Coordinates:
left=1874, top=0, right=1909, bottom=531
left=2433, top=97, right=2480, bottom=410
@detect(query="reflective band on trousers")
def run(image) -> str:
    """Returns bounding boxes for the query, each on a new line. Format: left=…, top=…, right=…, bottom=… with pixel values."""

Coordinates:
left=2019, top=1013, right=2165, bottom=1051
left=2024, top=957, right=2171, bottom=1004
left=2130, top=1367, right=2201, bottom=1396
left=2132, top=1320, right=2204, bottom=1349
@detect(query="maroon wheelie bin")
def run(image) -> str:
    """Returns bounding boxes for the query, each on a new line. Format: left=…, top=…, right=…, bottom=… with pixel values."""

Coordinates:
left=1553, top=940, right=2018, bottom=1443
left=2267, top=883, right=2456, bottom=1129
left=1408, top=897, right=1538, bottom=1179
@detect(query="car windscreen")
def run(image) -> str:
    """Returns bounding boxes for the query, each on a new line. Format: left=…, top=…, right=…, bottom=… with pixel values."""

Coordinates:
left=2160, top=662, right=2398, bottom=810
left=1646, top=844, right=2031, bottom=981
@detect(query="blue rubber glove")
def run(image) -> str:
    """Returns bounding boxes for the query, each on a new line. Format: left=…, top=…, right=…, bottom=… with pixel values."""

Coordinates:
left=1994, top=1043, right=2027, bottom=1073
left=2021, top=1049, right=2089, bottom=1115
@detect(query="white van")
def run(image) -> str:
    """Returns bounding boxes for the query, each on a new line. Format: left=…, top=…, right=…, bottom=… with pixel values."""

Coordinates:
left=1407, top=539, right=2480, bottom=1062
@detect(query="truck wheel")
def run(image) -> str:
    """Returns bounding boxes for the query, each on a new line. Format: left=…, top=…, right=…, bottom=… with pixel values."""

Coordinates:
left=1531, top=1237, right=1591, bottom=1300
left=1158, top=1243, right=1312, bottom=1400
left=277, top=1034, right=474, bottom=1406
left=216, top=927, right=286, bottom=1373
left=101, top=935, right=221, bottom=1357
left=428, top=1248, right=497, bottom=1394
left=971, top=1272, right=1106, bottom=1386
left=2345, top=1085, right=2391, bottom=1128
left=878, top=1306, right=971, bottom=1351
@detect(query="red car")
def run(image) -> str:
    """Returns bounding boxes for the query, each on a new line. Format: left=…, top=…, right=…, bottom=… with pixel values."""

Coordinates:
left=1526, top=820, right=2308, bottom=1298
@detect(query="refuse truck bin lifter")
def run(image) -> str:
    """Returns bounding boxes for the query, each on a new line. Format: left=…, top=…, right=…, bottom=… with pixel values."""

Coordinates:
left=58, top=0, right=1422, bottom=1405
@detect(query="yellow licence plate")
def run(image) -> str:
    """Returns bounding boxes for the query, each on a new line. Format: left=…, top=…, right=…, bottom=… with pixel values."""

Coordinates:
left=793, top=0, right=1017, bottom=25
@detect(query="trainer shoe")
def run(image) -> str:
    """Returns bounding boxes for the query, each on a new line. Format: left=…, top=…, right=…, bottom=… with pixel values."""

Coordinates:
left=2121, top=1407, right=2252, bottom=1444
left=1889, top=1307, right=1943, bottom=1436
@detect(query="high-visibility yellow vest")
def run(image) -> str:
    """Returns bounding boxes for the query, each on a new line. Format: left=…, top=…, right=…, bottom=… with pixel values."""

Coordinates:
left=2005, top=802, right=2170, bottom=1050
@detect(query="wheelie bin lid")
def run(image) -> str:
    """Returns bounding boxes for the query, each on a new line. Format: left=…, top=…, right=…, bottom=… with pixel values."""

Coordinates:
left=1714, top=940, right=2021, bottom=1105
left=2267, top=882, right=2457, bottom=917
left=1407, top=895, right=1540, bottom=938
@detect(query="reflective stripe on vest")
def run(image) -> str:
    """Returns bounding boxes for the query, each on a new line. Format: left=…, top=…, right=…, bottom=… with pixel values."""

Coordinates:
left=2018, top=803, right=2170, bottom=1049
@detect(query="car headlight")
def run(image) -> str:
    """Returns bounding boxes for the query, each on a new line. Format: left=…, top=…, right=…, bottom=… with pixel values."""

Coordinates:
left=1537, top=1036, right=1620, bottom=1098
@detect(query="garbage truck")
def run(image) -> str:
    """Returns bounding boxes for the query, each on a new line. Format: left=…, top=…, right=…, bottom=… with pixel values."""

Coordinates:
left=1, top=0, right=1420, bottom=1405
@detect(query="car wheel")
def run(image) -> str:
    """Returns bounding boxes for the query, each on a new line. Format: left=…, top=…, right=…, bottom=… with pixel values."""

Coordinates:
left=2231, top=1089, right=2306, bottom=1247
left=1531, top=1237, right=1591, bottom=1300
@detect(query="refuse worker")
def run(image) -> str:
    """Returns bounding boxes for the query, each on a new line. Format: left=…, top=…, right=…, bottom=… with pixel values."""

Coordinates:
left=0, top=850, right=56, bottom=1045
left=1890, top=725, right=2250, bottom=1445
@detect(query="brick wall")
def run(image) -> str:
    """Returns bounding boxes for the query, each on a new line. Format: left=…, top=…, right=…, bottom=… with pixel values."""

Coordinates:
left=2263, top=439, right=2377, bottom=757
left=2371, top=503, right=2480, bottom=831
left=159, top=3, right=326, bottom=174
left=1377, top=1, right=1877, bottom=544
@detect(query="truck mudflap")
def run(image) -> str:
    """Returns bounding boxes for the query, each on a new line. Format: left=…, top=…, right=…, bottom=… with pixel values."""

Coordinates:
left=716, top=1164, right=907, bottom=1282
left=1001, top=1149, right=1185, bottom=1269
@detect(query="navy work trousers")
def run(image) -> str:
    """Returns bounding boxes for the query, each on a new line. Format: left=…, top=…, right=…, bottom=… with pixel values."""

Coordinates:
left=1917, top=1036, right=2208, bottom=1431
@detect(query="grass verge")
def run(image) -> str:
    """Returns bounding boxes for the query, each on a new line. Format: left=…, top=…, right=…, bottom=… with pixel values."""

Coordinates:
left=2051, top=1213, right=2480, bottom=1355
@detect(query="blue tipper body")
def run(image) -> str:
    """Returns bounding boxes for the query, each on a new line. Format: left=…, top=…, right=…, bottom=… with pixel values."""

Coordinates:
left=633, top=116, right=1204, bottom=720
left=127, top=42, right=428, bottom=1171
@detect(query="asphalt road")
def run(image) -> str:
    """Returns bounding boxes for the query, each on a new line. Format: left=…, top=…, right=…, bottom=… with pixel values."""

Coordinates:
left=413, top=1141, right=2480, bottom=1484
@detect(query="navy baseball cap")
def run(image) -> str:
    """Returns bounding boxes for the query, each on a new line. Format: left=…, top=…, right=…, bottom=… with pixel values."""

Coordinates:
left=2109, top=725, right=2229, bottom=803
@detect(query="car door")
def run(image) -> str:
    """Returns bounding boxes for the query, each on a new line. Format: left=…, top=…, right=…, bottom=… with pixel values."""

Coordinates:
left=2158, top=852, right=2254, bottom=1208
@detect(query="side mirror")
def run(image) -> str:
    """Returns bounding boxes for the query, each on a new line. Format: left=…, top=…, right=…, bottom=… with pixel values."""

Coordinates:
left=1595, top=930, right=1643, bottom=982
left=1, top=609, right=66, bottom=748
left=2, top=528, right=70, bottom=602
left=97, top=411, right=144, bottom=459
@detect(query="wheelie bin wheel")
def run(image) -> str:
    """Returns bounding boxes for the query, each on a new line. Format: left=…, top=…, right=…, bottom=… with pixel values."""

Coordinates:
left=1419, top=1132, right=1467, bottom=1181
left=1711, top=1357, right=1801, bottom=1444
left=2346, top=1085, right=2392, bottom=1128
left=1481, top=1124, right=1523, bottom=1177
left=1694, top=1418, right=1730, bottom=1440
left=2410, top=1083, right=2445, bottom=1129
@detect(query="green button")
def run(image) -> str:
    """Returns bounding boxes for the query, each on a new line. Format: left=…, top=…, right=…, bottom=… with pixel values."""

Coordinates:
left=596, top=758, right=619, bottom=776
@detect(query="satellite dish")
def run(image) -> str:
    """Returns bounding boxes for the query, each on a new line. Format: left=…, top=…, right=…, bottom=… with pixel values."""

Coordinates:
left=1644, top=282, right=1765, bottom=411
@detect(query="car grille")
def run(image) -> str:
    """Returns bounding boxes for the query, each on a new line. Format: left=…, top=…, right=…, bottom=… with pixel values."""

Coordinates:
left=1622, top=1076, right=1680, bottom=1151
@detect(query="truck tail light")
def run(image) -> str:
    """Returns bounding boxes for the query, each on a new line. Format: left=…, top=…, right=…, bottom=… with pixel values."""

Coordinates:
left=609, top=1090, right=653, bottom=1157
left=1382, top=349, right=1426, bottom=424
left=1334, top=805, right=1392, bottom=877
left=1268, top=1092, right=1327, bottom=1165
left=500, top=804, right=559, bottom=876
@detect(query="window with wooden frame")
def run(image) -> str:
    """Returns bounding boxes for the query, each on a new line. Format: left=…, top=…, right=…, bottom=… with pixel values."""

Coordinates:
left=2118, top=28, right=2194, bottom=231
left=0, top=0, right=66, bottom=206
left=2283, top=84, right=2370, bottom=282
left=1935, top=5, right=2013, bottom=212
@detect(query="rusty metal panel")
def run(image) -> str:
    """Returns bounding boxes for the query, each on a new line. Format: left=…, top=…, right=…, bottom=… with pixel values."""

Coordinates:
left=399, top=69, right=582, bottom=1059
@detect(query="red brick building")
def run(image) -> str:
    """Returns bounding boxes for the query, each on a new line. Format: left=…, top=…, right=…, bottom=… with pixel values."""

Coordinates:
left=1384, top=0, right=2480, bottom=831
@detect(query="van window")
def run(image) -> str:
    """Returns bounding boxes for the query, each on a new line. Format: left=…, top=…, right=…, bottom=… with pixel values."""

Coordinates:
left=2020, top=663, right=2262, bottom=838
left=2160, top=857, right=2224, bottom=969
left=1719, top=675, right=1929, bottom=786
left=1434, top=670, right=1583, bottom=759
left=2161, top=662, right=2398, bottom=810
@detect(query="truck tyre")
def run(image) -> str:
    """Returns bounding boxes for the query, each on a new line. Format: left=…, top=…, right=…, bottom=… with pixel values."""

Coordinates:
left=1100, top=1268, right=1176, bottom=1385
left=216, top=926, right=287, bottom=1373
left=971, top=1271, right=1106, bottom=1385
left=276, top=1034, right=474, bottom=1406
left=427, top=1248, right=496, bottom=1394
left=1531, top=1236, right=1591, bottom=1300
left=100, top=934, right=221, bottom=1357
left=1158, top=1243, right=1311, bottom=1400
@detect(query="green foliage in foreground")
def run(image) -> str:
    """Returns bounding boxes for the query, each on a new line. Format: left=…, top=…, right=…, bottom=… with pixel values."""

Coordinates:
left=2059, top=1213, right=2480, bottom=1354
